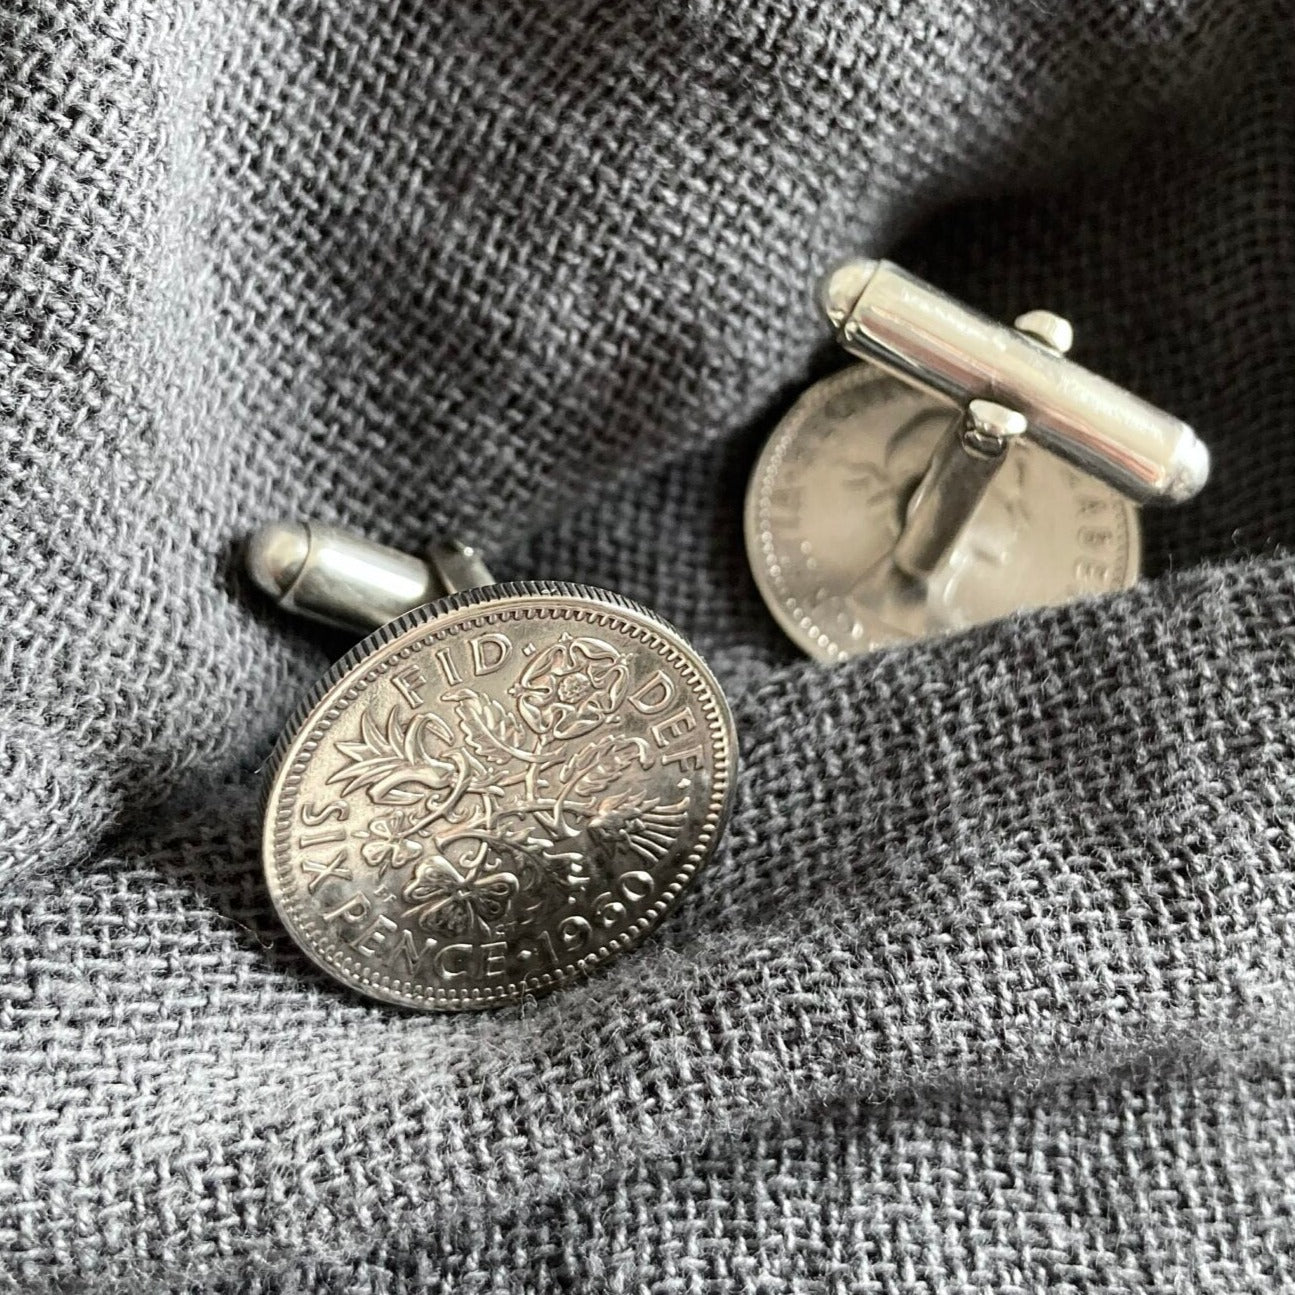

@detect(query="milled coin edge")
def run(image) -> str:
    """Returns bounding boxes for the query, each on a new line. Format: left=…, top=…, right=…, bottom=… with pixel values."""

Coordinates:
left=743, top=367, right=880, bottom=662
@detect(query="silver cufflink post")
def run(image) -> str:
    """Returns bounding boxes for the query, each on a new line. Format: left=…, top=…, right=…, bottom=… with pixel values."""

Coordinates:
left=746, top=258, right=1211, bottom=660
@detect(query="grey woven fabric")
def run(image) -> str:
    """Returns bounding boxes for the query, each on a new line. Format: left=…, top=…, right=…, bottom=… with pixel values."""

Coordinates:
left=3, top=0, right=1295, bottom=1289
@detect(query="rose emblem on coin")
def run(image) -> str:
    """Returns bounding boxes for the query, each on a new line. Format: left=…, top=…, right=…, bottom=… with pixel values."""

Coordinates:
left=512, top=634, right=630, bottom=739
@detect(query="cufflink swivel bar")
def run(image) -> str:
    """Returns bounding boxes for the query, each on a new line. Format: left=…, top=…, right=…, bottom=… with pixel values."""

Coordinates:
left=821, top=259, right=1209, bottom=584
left=245, top=522, right=496, bottom=634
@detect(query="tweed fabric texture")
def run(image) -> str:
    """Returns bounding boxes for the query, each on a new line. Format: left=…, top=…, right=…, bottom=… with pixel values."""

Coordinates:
left=3, top=0, right=1295, bottom=1290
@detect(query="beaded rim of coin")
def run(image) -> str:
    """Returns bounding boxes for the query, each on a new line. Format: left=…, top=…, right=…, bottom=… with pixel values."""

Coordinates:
left=745, top=363, right=1140, bottom=661
left=263, top=581, right=736, bottom=1010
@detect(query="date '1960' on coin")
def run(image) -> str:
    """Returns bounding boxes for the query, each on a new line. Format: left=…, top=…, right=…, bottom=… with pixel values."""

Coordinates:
left=263, top=584, right=736, bottom=1010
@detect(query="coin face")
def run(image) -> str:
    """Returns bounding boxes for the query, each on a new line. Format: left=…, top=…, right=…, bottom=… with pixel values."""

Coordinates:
left=745, top=363, right=1141, bottom=660
left=263, top=583, right=736, bottom=1010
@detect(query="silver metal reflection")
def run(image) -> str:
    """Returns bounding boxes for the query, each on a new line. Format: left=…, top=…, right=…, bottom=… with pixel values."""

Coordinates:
left=822, top=259, right=1209, bottom=505
left=892, top=400, right=1028, bottom=581
left=245, top=522, right=487, bottom=633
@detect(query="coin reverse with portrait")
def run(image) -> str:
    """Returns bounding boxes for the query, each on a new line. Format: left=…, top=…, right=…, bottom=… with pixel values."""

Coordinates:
left=245, top=524, right=736, bottom=1011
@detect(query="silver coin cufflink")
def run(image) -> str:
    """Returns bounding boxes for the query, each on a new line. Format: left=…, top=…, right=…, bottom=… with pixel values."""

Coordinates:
left=746, top=258, right=1211, bottom=660
left=245, top=524, right=737, bottom=1011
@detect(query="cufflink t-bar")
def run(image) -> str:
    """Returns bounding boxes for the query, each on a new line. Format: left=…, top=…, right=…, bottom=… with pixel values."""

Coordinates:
left=746, top=259, right=1210, bottom=659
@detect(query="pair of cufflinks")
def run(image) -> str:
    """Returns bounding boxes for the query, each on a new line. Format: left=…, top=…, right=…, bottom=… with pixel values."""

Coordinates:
left=243, top=260, right=1209, bottom=1010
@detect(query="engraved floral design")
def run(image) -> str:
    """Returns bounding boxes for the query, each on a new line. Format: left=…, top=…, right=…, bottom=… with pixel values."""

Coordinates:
left=586, top=793, right=689, bottom=867
left=400, top=853, right=518, bottom=937
left=329, top=633, right=691, bottom=947
left=330, top=708, right=475, bottom=827
left=354, top=811, right=424, bottom=873
left=511, top=634, right=629, bottom=740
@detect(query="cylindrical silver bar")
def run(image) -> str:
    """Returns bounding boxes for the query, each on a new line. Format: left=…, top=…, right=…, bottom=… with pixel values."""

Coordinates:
left=246, top=522, right=440, bottom=633
left=893, top=400, right=1026, bottom=580
left=827, top=259, right=1209, bottom=504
